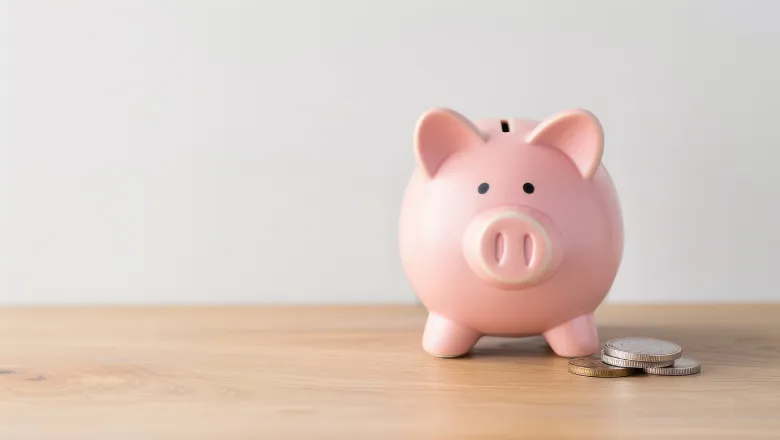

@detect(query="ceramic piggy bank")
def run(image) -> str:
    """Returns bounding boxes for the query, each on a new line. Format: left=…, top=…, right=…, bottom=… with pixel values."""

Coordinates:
left=398, top=107, right=623, bottom=358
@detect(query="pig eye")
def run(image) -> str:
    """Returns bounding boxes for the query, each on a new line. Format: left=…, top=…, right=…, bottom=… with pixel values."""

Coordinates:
left=523, top=182, right=535, bottom=194
left=477, top=182, right=489, bottom=194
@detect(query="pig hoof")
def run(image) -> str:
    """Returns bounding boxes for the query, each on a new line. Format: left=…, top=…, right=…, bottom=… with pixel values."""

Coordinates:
left=543, top=313, right=599, bottom=357
left=422, top=314, right=481, bottom=358
left=429, top=351, right=468, bottom=359
left=423, top=343, right=475, bottom=358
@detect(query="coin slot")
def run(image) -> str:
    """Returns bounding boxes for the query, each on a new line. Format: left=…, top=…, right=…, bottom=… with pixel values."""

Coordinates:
left=500, top=120, right=510, bottom=132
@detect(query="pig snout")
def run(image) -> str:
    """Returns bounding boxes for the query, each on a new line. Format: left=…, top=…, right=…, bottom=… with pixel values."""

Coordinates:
left=462, top=207, right=562, bottom=289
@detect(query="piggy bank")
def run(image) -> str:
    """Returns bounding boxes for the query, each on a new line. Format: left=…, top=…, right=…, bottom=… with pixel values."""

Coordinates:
left=398, top=107, right=623, bottom=358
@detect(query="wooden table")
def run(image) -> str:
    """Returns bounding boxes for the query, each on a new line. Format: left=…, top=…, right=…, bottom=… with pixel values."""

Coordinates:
left=1, top=305, right=779, bottom=439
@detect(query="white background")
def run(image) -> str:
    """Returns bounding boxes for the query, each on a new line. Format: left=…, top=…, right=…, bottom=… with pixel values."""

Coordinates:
left=1, top=0, right=778, bottom=304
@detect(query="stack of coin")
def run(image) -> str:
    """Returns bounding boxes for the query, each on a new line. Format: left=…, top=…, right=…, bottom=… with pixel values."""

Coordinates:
left=568, top=337, right=701, bottom=378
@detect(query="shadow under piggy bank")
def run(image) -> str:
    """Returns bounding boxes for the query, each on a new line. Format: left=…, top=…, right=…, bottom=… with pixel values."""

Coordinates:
left=469, top=335, right=556, bottom=358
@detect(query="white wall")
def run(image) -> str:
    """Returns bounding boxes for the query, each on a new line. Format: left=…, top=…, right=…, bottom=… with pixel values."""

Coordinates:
left=1, top=0, right=779, bottom=304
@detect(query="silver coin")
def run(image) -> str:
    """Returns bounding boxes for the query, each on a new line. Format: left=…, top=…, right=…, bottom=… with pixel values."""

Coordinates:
left=600, top=350, right=675, bottom=369
left=644, top=357, right=701, bottom=376
left=604, top=337, right=682, bottom=362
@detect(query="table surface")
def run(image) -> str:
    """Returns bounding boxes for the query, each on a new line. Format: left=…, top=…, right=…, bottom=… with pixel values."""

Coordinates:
left=1, top=304, right=779, bottom=439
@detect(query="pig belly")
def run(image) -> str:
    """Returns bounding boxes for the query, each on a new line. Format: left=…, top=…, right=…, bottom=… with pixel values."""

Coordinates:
left=429, top=301, right=593, bottom=338
left=418, top=278, right=608, bottom=338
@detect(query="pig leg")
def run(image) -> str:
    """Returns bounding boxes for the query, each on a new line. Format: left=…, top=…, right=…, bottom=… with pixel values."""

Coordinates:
left=542, top=313, right=599, bottom=357
left=422, top=313, right=481, bottom=358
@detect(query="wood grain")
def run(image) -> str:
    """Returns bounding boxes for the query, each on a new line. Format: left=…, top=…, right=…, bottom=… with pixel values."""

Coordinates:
left=1, top=304, right=779, bottom=439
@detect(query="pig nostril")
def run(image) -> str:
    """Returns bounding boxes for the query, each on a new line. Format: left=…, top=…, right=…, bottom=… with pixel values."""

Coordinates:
left=495, top=233, right=505, bottom=264
left=500, top=120, right=510, bottom=132
left=523, top=233, right=533, bottom=267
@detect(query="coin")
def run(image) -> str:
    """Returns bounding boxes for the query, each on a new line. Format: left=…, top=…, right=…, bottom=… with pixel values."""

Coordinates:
left=567, top=356, right=637, bottom=378
left=604, top=337, right=682, bottom=362
left=600, top=350, right=675, bottom=369
left=644, top=357, right=701, bottom=376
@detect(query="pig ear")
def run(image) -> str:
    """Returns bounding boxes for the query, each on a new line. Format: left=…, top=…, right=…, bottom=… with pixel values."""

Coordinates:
left=414, top=107, right=485, bottom=179
left=525, top=109, right=604, bottom=180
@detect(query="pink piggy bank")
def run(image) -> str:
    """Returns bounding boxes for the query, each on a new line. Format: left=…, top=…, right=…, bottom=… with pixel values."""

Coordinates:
left=398, top=107, right=623, bottom=358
